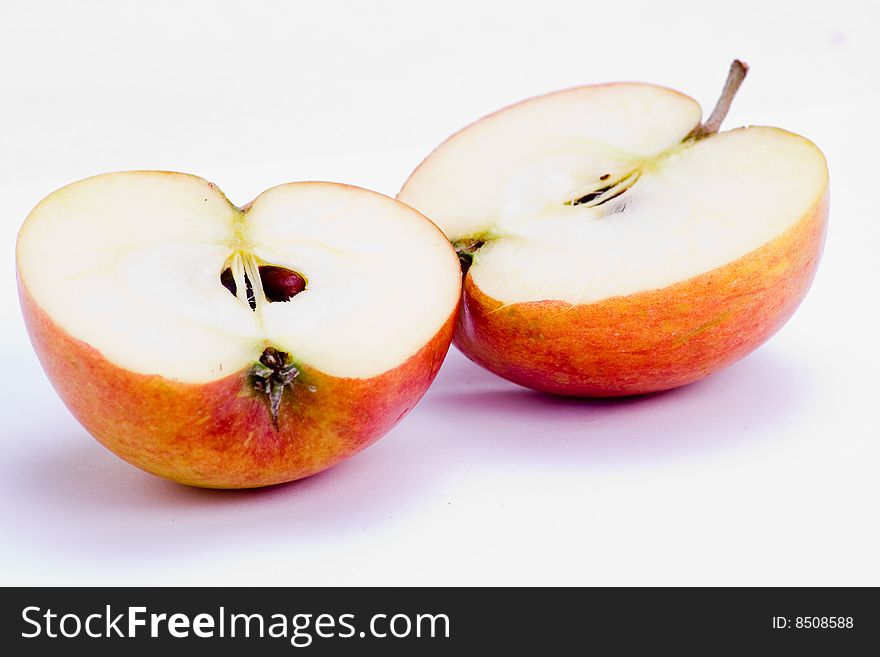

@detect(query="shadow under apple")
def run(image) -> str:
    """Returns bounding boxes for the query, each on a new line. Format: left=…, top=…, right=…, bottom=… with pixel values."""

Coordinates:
left=414, top=346, right=814, bottom=468
left=8, top=421, right=436, bottom=561
left=8, top=344, right=812, bottom=565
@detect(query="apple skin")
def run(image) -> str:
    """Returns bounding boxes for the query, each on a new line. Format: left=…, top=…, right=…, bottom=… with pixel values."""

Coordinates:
left=19, top=282, right=458, bottom=488
left=454, top=189, right=828, bottom=397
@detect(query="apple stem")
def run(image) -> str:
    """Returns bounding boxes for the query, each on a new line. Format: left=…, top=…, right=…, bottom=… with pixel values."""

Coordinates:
left=688, top=60, right=749, bottom=140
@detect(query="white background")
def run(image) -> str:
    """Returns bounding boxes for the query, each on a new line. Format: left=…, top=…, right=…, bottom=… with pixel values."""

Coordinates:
left=1, top=0, right=878, bottom=586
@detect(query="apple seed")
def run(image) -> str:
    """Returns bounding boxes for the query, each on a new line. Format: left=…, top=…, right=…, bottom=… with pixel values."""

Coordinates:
left=221, top=264, right=306, bottom=309
left=259, top=265, right=307, bottom=302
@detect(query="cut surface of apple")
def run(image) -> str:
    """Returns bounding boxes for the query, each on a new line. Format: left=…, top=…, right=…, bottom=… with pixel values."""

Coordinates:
left=400, top=63, right=829, bottom=396
left=17, top=173, right=461, bottom=487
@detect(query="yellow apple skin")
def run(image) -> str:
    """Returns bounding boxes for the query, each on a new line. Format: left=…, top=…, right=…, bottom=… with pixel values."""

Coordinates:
left=19, top=282, right=457, bottom=488
left=454, top=190, right=828, bottom=397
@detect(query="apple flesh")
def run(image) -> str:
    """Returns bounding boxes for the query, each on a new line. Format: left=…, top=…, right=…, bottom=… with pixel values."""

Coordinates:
left=17, top=173, right=461, bottom=487
left=399, top=62, right=829, bottom=396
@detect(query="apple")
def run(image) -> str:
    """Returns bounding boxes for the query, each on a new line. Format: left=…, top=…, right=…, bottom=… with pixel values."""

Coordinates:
left=399, top=61, right=829, bottom=396
left=17, top=173, right=461, bottom=488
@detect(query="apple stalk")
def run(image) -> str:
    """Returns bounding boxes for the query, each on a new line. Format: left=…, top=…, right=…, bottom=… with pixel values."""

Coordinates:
left=687, top=59, right=749, bottom=140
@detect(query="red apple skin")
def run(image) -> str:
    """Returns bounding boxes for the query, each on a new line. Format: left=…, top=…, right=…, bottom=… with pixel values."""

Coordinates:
left=19, top=282, right=458, bottom=488
left=454, top=190, right=828, bottom=397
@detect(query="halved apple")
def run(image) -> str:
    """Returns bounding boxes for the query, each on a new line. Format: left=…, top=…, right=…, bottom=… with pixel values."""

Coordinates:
left=17, top=173, right=461, bottom=487
left=399, top=62, right=829, bottom=396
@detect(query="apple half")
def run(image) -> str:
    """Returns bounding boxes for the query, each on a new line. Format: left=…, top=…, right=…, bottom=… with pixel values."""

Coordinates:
left=399, top=62, right=829, bottom=396
left=17, top=173, right=461, bottom=488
